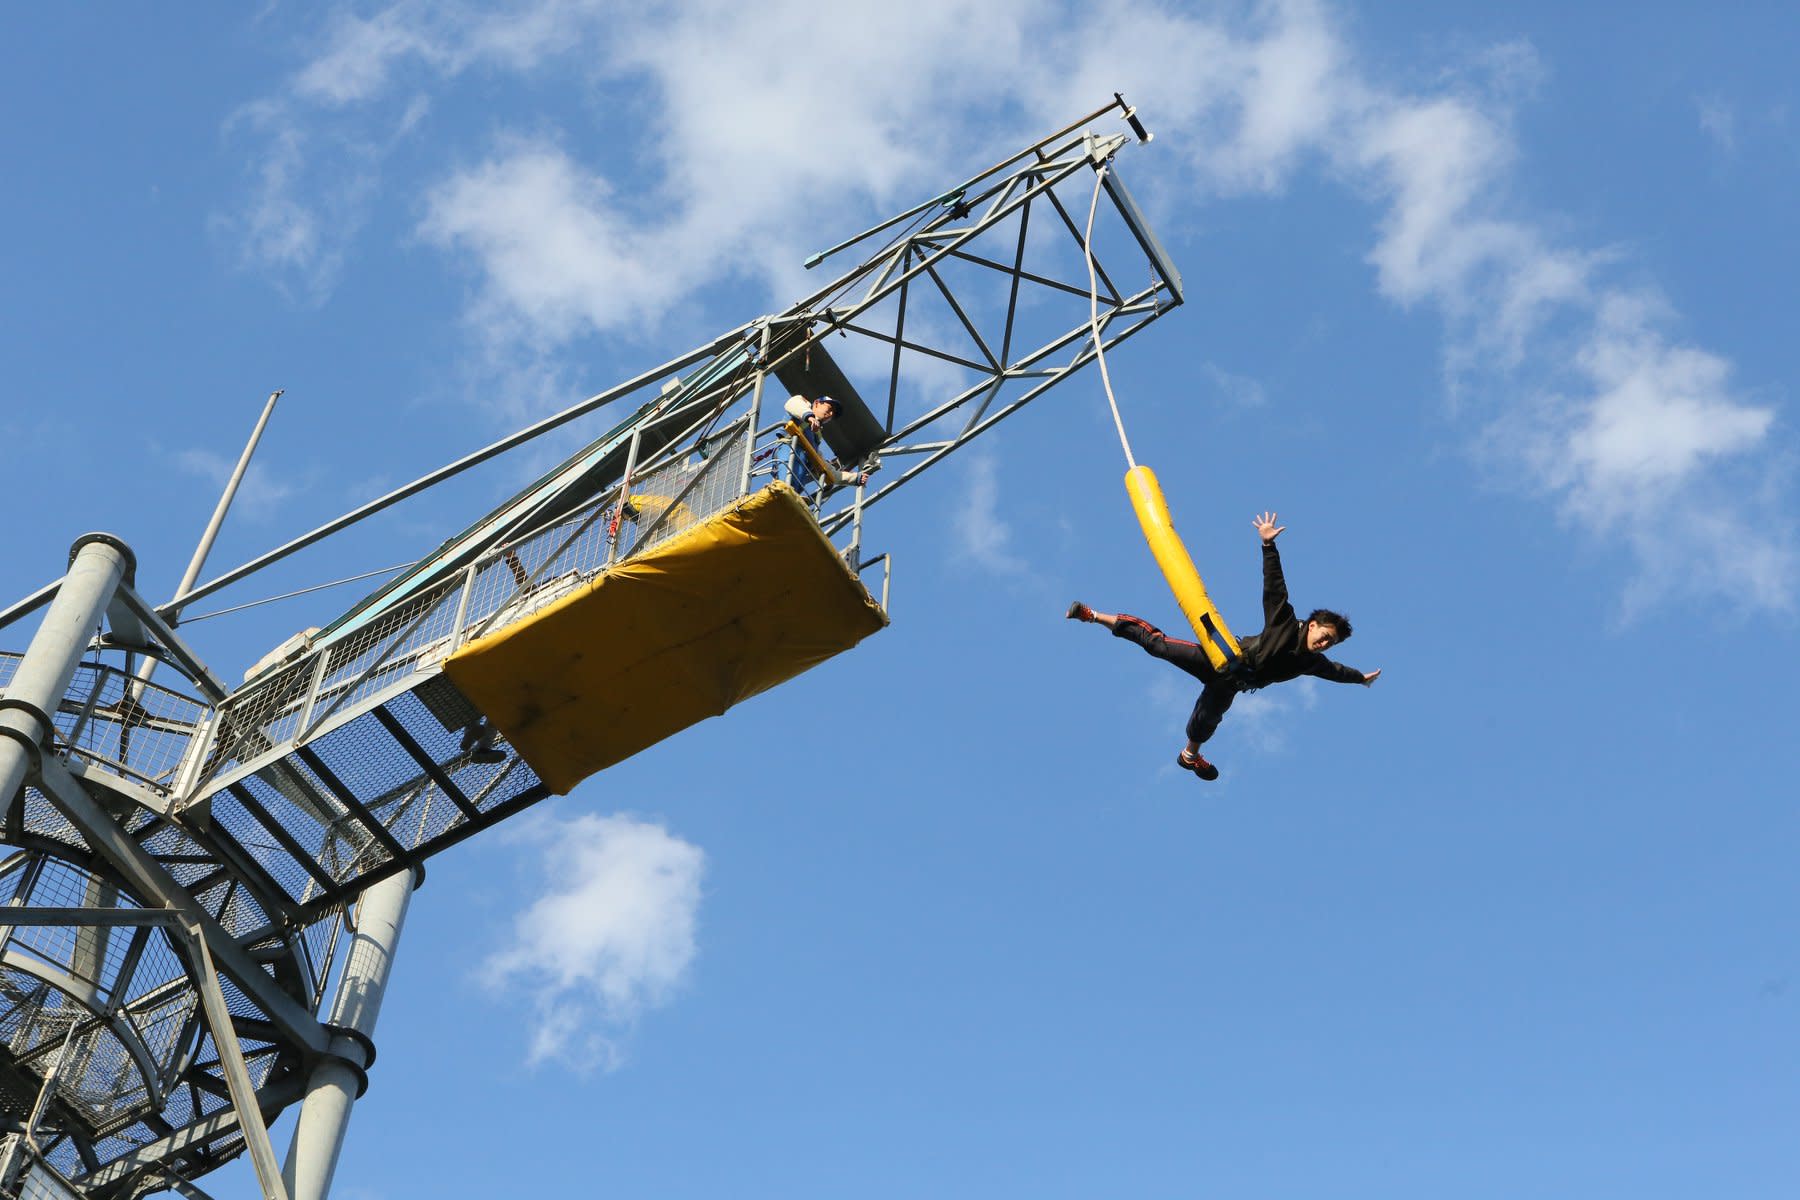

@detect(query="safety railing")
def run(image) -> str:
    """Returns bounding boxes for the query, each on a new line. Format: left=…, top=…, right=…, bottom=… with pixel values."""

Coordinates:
left=0, top=655, right=208, bottom=796
left=6, top=1159, right=84, bottom=1200
left=194, top=419, right=769, bottom=792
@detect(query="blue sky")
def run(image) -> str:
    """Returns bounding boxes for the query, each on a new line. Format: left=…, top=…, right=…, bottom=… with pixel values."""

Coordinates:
left=3, top=2, right=1797, bottom=1197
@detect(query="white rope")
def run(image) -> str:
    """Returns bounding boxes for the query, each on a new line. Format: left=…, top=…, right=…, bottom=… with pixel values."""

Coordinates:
left=1083, top=162, right=1136, bottom=471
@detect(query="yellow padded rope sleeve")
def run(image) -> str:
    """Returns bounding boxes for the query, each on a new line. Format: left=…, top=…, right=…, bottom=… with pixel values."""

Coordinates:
left=1124, top=465, right=1241, bottom=670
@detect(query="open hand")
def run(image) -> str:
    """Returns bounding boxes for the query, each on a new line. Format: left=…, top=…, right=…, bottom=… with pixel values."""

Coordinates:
left=1362, top=669, right=1382, bottom=686
left=1252, top=511, right=1286, bottom=542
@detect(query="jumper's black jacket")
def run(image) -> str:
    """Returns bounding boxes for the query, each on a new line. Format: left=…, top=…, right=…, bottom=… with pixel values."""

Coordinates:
left=1232, top=540, right=1365, bottom=689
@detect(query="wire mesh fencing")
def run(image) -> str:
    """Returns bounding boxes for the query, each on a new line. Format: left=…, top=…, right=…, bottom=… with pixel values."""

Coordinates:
left=0, top=656, right=207, bottom=797
left=0, top=859, right=214, bottom=1134
left=8, top=1160, right=84, bottom=1200
left=197, top=421, right=753, bottom=796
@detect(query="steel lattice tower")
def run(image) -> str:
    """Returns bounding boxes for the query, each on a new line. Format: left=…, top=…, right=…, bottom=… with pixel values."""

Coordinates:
left=0, top=99, right=1183, bottom=1200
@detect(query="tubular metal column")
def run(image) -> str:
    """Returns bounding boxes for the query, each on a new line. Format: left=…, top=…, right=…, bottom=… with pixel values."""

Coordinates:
left=282, top=867, right=417, bottom=1200
left=0, top=535, right=133, bottom=825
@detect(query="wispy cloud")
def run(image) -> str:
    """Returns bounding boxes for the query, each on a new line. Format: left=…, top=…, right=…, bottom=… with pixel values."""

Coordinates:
left=418, top=137, right=686, bottom=347
left=1230, top=677, right=1321, bottom=755
left=482, top=811, right=705, bottom=1071
left=232, top=0, right=1793, bottom=613
left=1138, top=671, right=1321, bottom=761
left=953, top=452, right=1033, bottom=578
left=214, top=93, right=420, bottom=303
left=171, top=448, right=301, bottom=520
left=1696, top=95, right=1737, bottom=154
left=1202, top=363, right=1268, bottom=408
left=291, top=0, right=611, bottom=106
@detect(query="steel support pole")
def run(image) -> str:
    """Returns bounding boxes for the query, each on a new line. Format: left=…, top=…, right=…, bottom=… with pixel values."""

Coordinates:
left=128, top=390, right=283, bottom=704
left=175, top=391, right=283, bottom=609
left=282, top=867, right=415, bottom=1200
left=0, top=535, right=132, bottom=827
left=740, top=322, right=773, bottom=496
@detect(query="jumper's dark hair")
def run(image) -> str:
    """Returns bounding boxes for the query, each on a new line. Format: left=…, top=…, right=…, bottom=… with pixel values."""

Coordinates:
left=1306, top=608, right=1353, bottom=641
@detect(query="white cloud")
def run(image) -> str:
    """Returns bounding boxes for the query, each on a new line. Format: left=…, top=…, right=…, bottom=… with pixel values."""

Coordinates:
left=1696, top=95, right=1737, bottom=154
left=1217, top=0, right=1348, bottom=190
left=236, top=0, right=1793, bottom=613
left=419, top=139, right=683, bottom=345
left=295, top=10, right=435, bottom=106
left=1614, top=499, right=1796, bottom=621
left=215, top=93, right=413, bottom=302
left=482, top=811, right=705, bottom=1071
left=953, top=452, right=1032, bottom=577
left=1355, top=95, right=1520, bottom=308
left=1141, top=669, right=1320, bottom=759
left=1566, top=296, right=1772, bottom=511
left=1230, top=677, right=1321, bottom=755
left=291, top=0, right=612, bottom=105
left=171, top=448, right=300, bottom=519
left=404, top=0, right=1042, bottom=349
left=218, top=115, right=340, bottom=301
left=1202, top=363, right=1268, bottom=408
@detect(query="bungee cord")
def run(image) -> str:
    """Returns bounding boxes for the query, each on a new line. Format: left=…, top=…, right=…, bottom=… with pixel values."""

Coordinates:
left=1079, top=150, right=1243, bottom=670
left=1083, top=160, right=1136, bottom=472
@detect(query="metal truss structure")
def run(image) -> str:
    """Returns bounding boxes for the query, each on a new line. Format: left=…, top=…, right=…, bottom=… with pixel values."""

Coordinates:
left=0, top=99, right=1183, bottom=1199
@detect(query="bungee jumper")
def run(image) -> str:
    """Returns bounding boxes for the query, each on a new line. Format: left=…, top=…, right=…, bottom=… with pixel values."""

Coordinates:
left=1064, top=144, right=1377, bottom=783
left=1067, top=511, right=1380, bottom=781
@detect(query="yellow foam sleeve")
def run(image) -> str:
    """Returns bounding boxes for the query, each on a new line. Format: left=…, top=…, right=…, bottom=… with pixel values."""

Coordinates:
left=1124, top=465, right=1241, bottom=670
left=444, top=483, right=888, bottom=794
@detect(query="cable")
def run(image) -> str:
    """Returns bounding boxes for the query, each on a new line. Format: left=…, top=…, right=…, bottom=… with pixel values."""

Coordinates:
left=1083, top=161, right=1135, bottom=471
left=178, top=562, right=416, bottom=624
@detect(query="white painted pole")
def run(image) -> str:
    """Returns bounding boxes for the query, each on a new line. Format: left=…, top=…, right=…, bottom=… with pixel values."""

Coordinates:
left=0, top=536, right=132, bottom=825
left=174, top=390, right=284, bottom=612
left=282, top=867, right=415, bottom=1200
left=131, top=388, right=282, bottom=694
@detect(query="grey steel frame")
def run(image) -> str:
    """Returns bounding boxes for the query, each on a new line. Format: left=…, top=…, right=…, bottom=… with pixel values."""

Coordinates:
left=0, top=99, right=1182, bottom=1200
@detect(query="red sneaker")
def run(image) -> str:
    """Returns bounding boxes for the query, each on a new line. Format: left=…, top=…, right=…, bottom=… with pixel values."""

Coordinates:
left=1177, top=749, right=1219, bottom=781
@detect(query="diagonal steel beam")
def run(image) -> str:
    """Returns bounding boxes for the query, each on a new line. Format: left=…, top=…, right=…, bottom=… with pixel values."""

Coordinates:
left=169, top=912, right=290, bottom=1200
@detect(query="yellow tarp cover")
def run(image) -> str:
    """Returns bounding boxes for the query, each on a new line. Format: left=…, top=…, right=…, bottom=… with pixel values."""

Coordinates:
left=443, top=483, right=888, bottom=793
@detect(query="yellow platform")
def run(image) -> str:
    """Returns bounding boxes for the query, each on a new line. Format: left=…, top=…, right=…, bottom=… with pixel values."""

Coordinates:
left=444, top=483, right=888, bottom=793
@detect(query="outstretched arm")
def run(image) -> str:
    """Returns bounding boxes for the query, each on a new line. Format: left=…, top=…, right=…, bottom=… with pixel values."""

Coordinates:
left=826, top=460, right=873, bottom=488
left=1253, top=511, right=1293, bottom=625
left=1309, top=660, right=1382, bottom=686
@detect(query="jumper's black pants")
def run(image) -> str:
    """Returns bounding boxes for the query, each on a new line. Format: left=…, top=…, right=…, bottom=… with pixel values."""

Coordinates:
left=1111, top=615, right=1240, bottom=746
